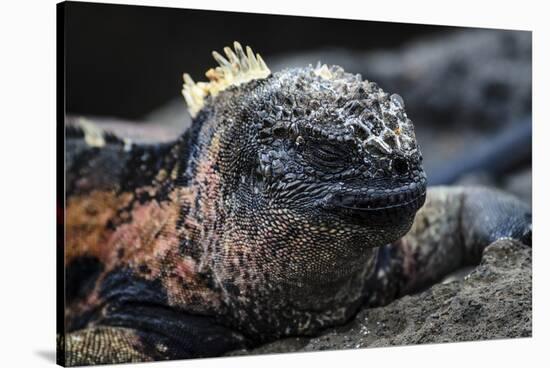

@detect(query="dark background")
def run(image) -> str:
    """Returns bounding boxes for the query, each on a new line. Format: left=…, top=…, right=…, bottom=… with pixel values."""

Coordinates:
left=64, top=1, right=456, bottom=119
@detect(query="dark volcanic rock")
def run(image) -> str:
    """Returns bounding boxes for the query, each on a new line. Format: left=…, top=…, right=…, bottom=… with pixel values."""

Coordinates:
left=228, top=239, right=531, bottom=356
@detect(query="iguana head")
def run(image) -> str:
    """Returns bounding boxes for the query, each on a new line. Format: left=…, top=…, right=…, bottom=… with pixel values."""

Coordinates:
left=181, top=43, right=426, bottom=334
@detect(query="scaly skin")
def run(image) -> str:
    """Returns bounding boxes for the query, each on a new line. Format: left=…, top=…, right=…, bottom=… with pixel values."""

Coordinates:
left=61, top=44, right=531, bottom=366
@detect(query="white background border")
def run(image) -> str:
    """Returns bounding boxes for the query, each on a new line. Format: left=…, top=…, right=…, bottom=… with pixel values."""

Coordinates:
left=0, top=0, right=547, bottom=367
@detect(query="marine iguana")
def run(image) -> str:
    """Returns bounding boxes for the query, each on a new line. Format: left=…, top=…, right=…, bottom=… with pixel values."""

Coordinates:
left=61, top=42, right=532, bottom=366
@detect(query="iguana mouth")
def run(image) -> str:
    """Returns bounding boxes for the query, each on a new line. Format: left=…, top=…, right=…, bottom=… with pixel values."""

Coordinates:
left=326, top=180, right=427, bottom=222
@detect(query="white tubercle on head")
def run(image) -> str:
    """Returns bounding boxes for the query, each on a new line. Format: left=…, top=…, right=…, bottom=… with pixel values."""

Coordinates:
left=181, top=41, right=271, bottom=117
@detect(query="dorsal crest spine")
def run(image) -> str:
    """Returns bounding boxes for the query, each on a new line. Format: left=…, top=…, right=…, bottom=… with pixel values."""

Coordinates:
left=182, top=41, right=271, bottom=117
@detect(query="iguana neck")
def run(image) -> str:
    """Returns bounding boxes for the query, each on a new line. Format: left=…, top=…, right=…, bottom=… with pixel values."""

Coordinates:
left=164, top=112, right=383, bottom=339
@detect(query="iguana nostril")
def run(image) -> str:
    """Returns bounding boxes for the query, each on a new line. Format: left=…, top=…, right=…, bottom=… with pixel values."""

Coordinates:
left=393, top=157, right=409, bottom=175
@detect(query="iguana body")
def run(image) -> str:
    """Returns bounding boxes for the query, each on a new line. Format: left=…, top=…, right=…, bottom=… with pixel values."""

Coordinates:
left=62, top=43, right=531, bottom=366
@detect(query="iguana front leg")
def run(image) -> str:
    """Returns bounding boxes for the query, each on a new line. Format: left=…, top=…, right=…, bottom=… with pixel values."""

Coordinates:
left=60, top=307, right=249, bottom=366
left=365, top=186, right=531, bottom=306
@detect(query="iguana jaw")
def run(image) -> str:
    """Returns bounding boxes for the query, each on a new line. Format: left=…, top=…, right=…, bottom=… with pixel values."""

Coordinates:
left=325, top=178, right=427, bottom=223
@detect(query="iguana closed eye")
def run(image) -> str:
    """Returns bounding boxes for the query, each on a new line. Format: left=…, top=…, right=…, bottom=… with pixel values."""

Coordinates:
left=62, top=42, right=531, bottom=366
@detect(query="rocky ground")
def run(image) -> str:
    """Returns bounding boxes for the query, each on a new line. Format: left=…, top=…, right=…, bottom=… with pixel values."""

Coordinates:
left=228, top=239, right=532, bottom=356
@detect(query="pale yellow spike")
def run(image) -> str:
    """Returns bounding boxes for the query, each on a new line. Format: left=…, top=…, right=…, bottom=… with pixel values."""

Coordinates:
left=182, top=73, right=195, bottom=86
left=212, top=51, right=232, bottom=70
left=78, top=118, right=105, bottom=147
left=314, top=64, right=332, bottom=80
left=233, top=41, right=249, bottom=71
left=246, top=46, right=259, bottom=70
left=224, top=46, right=239, bottom=67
